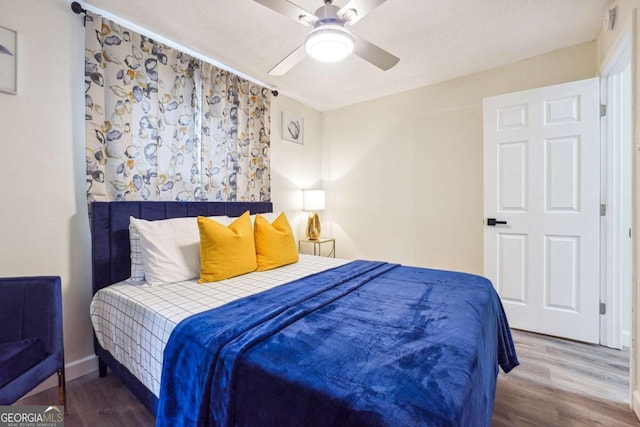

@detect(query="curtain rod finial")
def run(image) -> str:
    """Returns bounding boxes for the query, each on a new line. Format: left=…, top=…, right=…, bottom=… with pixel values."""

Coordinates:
left=71, top=1, right=87, bottom=15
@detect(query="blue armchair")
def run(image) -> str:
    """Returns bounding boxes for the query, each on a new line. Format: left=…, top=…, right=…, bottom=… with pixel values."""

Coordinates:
left=0, top=276, right=65, bottom=405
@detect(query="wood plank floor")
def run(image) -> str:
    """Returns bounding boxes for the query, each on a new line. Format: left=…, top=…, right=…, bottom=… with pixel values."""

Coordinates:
left=18, top=329, right=639, bottom=426
left=493, top=330, right=638, bottom=426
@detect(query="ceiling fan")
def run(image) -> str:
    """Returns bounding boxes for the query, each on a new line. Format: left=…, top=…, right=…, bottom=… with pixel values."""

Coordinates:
left=253, top=0, right=399, bottom=75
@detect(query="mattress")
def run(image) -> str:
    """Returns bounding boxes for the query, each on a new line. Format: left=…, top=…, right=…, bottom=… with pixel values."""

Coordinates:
left=90, top=254, right=349, bottom=397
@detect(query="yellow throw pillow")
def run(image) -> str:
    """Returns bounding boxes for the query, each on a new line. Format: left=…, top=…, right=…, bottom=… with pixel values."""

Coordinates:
left=254, top=213, right=299, bottom=271
left=198, top=211, right=257, bottom=283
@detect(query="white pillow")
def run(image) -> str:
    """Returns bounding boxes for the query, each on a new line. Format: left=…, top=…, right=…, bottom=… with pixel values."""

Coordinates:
left=128, top=215, right=231, bottom=285
left=250, top=212, right=281, bottom=225
left=128, top=223, right=146, bottom=284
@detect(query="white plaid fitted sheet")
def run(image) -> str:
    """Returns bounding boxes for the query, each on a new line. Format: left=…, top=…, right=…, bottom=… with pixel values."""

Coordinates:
left=90, top=255, right=351, bottom=397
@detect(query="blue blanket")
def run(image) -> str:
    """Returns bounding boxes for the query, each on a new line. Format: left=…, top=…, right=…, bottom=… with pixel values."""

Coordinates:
left=156, top=261, right=518, bottom=427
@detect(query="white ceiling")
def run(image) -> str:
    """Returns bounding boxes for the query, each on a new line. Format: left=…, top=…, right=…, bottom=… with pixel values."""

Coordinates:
left=82, top=0, right=609, bottom=111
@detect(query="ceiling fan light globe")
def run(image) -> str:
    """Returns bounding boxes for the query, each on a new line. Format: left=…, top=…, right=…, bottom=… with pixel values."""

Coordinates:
left=305, top=25, right=355, bottom=63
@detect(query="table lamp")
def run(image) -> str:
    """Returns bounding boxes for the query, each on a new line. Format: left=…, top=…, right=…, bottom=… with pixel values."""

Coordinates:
left=303, top=189, right=325, bottom=240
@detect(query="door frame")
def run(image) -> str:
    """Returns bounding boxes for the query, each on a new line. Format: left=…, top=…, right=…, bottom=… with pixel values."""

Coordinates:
left=599, top=26, right=633, bottom=350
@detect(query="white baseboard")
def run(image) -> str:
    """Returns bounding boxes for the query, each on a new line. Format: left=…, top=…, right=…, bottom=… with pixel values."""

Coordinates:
left=19, top=354, right=98, bottom=400
left=622, top=330, right=631, bottom=348
left=633, top=390, right=640, bottom=421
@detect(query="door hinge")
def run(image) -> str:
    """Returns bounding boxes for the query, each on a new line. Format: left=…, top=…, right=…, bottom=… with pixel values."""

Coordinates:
left=600, top=302, right=606, bottom=315
left=600, top=104, right=607, bottom=117
left=600, top=204, right=606, bottom=216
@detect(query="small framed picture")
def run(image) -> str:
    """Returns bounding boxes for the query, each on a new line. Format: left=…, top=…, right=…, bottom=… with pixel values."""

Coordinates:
left=282, top=111, right=303, bottom=144
left=0, top=25, right=17, bottom=94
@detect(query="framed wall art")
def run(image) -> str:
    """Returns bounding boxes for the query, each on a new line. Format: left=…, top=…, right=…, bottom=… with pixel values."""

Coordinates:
left=282, top=111, right=303, bottom=144
left=0, top=25, right=16, bottom=94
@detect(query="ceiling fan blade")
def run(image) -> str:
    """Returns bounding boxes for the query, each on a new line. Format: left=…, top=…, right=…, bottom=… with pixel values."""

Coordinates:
left=353, top=34, right=399, bottom=71
left=253, top=0, right=318, bottom=26
left=338, top=0, right=388, bottom=25
left=268, top=44, right=307, bottom=76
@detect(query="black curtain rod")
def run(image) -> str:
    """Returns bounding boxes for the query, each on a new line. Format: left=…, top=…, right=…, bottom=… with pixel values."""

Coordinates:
left=70, top=1, right=278, bottom=97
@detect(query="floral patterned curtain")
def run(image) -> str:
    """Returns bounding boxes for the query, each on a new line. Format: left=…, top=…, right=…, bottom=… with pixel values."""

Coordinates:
left=84, top=12, right=270, bottom=203
left=200, top=63, right=271, bottom=201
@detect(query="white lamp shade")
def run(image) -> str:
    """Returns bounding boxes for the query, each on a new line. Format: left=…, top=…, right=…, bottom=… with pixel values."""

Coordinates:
left=305, top=25, right=355, bottom=63
left=303, top=189, right=326, bottom=211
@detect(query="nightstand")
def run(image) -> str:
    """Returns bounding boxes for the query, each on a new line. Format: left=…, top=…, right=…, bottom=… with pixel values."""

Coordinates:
left=298, top=237, right=336, bottom=258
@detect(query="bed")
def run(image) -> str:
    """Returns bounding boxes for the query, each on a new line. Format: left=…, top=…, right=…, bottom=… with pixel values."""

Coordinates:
left=90, top=201, right=518, bottom=426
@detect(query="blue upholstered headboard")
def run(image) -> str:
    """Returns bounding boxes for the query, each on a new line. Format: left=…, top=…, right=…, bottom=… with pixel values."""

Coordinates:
left=91, top=201, right=273, bottom=294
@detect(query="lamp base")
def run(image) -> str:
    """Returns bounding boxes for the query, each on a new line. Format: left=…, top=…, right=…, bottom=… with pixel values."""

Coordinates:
left=306, top=212, right=321, bottom=240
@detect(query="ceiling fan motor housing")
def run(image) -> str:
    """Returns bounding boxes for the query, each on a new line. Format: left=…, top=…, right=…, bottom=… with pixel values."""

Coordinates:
left=313, top=3, right=343, bottom=26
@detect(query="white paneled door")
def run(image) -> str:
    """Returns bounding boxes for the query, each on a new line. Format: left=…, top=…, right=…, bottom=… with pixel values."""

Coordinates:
left=483, top=78, right=600, bottom=344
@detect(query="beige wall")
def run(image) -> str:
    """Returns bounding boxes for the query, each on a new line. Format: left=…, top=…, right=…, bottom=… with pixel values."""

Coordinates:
left=0, top=0, right=93, bottom=369
left=597, top=0, right=640, bottom=416
left=270, top=95, right=324, bottom=239
left=322, top=42, right=598, bottom=274
left=0, top=0, right=323, bottom=388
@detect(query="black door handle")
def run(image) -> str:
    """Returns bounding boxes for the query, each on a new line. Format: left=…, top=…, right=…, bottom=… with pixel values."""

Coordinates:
left=487, top=218, right=507, bottom=226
